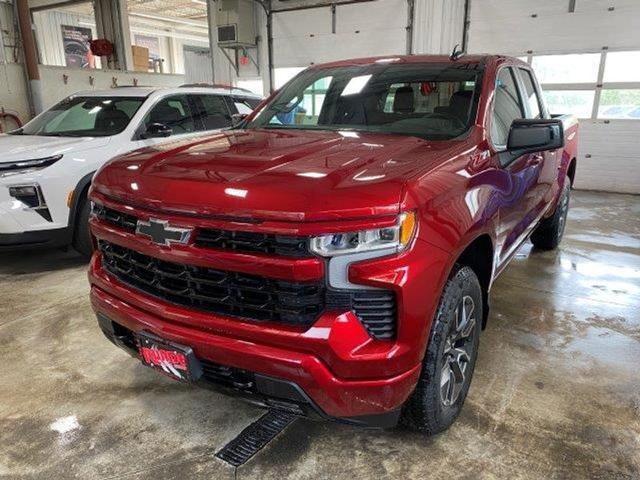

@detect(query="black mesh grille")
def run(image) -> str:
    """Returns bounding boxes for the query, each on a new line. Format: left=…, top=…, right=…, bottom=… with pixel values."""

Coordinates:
left=195, top=229, right=310, bottom=258
left=93, top=204, right=137, bottom=232
left=94, top=204, right=311, bottom=258
left=98, top=241, right=324, bottom=326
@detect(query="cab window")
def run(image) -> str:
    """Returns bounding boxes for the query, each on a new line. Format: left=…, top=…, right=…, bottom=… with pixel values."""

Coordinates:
left=519, top=68, right=543, bottom=119
left=491, top=67, right=524, bottom=147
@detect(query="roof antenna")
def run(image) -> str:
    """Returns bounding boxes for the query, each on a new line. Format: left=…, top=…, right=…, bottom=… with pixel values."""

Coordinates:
left=450, top=44, right=465, bottom=61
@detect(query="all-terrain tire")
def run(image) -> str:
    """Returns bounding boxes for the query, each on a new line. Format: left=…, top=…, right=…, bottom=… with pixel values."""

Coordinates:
left=531, top=176, right=571, bottom=250
left=400, top=264, right=482, bottom=435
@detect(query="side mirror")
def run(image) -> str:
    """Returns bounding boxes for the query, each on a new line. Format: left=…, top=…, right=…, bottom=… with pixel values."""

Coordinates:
left=507, top=119, right=564, bottom=155
left=141, top=122, right=172, bottom=139
left=231, top=113, right=248, bottom=127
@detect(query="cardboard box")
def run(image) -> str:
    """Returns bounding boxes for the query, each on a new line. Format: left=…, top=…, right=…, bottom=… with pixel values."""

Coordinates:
left=131, top=45, right=149, bottom=72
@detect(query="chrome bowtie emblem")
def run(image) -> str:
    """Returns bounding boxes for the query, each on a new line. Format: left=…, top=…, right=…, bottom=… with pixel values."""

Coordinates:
left=136, top=218, right=192, bottom=246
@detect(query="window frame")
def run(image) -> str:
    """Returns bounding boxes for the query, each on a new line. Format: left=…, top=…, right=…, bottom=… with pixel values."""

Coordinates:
left=488, top=65, right=527, bottom=153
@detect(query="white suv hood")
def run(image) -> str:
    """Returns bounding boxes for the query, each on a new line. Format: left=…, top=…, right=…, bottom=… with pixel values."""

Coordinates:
left=0, top=134, right=111, bottom=163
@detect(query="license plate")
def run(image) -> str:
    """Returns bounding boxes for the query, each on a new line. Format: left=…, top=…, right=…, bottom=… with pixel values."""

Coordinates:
left=137, top=333, right=201, bottom=382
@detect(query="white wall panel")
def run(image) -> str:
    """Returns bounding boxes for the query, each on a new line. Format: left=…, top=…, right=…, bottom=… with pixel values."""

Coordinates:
left=39, top=65, right=184, bottom=109
left=468, top=0, right=640, bottom=55
left=412, top=0, right=464, bottom=55
left=0, top=63, right=30, bottom=128
left=272, top=1, right=406, bottom=68
left=575, top=121, right=640, bottom=193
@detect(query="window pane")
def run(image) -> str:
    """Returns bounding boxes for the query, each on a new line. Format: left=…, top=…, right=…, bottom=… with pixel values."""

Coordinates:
left=145, top=95, right=195, bottom=135
left=542, top=90, right=594, bottom=118
left=194, top=95, right=231, bottom=130
left=519, top=69, right=542, bottom=118
left=598, top=89, right=640, bottom=119
left=491, top=68, right=524, bottom=146
left=603, top=51, right=640, bottom=83
left=532, top=54, right=600, bottom=84
left=21, top=97, right=142, bottom=136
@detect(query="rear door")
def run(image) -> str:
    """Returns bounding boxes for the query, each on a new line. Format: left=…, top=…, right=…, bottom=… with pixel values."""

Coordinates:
left=490, top=66, right=545, bottom=266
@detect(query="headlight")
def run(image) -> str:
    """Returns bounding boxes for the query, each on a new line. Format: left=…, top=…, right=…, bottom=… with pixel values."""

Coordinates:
left=0, top=154, right=63, bottom=178
left=310, top=212, right=416, bottom=257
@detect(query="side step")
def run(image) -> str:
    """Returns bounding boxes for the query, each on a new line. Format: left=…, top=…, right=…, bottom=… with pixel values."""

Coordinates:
left=215, top=410, right=298, bottom=467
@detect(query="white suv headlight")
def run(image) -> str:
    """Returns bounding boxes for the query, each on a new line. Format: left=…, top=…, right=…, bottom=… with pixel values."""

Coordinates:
left=310, top=212, right=416, bottom=257
left=0, top=154, right=63, bottom=178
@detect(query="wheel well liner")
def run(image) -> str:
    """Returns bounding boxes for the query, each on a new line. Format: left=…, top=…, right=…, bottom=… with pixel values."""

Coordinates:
left=456, top=234, right=493, bottom=329
left=567, top=157, right=577, bottom=186
left=68, top=171, right=95, bottom=235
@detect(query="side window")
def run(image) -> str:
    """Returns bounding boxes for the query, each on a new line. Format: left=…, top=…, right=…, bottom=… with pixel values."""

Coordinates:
left=519, top=68, right=543, bottom=119
left=233, top=98, right=254, bottom=115
left=192, top=95, right=232, bottom=131
left=491, top=67, right=524, bottom=147
left=144, top=95, right=195, bottom=136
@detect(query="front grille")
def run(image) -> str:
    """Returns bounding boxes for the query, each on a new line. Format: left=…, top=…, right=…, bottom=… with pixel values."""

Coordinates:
left=99, top=241, right=324, bottom=326
left=93, top=204, right=137, bottom=232
left=94, top=204, right=311, bottom=258
left=195, top=229, right=310, bottom=258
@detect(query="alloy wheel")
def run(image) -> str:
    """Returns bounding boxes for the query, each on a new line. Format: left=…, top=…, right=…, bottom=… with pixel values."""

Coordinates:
left=440, top=295, right=476, bottom=406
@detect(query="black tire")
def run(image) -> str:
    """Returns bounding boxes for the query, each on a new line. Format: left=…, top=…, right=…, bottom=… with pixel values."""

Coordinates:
left=531, top=177, right=570, bottom=250
left=72, top=197, right=93, bottom=259
left=401, top=264, right=482, bottom=435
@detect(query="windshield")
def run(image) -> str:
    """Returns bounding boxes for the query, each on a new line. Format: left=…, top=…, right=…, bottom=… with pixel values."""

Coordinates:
left=247, top=62, right=482, bottom=140
left=15, top=96, right=145, bottom=137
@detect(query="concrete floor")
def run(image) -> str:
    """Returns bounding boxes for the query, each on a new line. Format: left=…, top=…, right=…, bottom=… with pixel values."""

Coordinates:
left=0, top=190, right=639, bottom=480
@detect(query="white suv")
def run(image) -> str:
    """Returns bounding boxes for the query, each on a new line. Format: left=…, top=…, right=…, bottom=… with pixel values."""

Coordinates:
left=0, top=86, right=262, bottom=256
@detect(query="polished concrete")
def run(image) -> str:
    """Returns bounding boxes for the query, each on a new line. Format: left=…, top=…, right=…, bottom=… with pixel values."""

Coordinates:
left=0, top=191, right=638, bottom=479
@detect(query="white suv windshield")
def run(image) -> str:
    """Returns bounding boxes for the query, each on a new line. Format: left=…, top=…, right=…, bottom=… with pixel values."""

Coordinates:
left=17, top=96, right=145, bottom=137
left=247, top=63, right=482, bottom=140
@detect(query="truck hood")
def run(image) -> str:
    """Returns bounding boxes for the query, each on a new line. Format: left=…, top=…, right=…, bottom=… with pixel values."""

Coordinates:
left=93, top=129, right=452, bottom=222
left=0, top=134, right=110, bottom=162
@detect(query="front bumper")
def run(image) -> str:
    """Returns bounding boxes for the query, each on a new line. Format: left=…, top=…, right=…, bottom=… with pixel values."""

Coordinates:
left=87, top=201, right=453, bottom=423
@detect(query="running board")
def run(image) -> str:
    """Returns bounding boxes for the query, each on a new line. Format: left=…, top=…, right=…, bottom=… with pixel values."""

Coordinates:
left=215, top=410, right=298, bottom=466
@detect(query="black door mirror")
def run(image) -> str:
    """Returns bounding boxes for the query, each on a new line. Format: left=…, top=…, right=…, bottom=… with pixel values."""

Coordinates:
left=141, top=122, right=172, bottom=139
left=507, top=119, right=564, bottom=155
left=231, top=113, right=248, bottom=127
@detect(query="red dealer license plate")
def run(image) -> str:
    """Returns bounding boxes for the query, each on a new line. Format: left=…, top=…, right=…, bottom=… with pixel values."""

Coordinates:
left=138, top=333, right=201, bottom=382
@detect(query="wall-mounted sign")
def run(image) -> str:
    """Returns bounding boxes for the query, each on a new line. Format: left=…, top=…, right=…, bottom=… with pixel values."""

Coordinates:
left=61, top=25, right=95, bottom=69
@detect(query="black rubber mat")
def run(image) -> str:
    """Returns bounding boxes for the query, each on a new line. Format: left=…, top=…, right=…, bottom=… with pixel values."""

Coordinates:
left=215, top=410, right=298, bottom=466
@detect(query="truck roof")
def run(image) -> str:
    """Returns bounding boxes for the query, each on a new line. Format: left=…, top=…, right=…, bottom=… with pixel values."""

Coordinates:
left=69, top=86, right=262, bottom=99
left=308, top=54, right=507, bottom=70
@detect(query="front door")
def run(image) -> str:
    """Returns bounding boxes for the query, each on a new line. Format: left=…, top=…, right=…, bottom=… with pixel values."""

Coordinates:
left=489, top=66, right=546, bottom=267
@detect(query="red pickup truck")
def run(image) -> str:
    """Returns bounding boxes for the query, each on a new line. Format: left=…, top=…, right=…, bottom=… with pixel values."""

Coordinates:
left=88, top=54, right=578, bottom=434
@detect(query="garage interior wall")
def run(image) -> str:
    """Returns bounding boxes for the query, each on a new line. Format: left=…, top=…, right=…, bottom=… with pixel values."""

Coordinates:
left=467, top=0, right=640, bottom=194
left=0, top=1, right=30, bottom=126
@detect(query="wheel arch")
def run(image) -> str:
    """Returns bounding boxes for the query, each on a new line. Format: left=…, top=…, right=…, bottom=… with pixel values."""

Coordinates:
left=68, top=171, right=95, bottom=236
left=567, top=157, right=577, bottom=187
left=453, top=234, right=494, bottom=329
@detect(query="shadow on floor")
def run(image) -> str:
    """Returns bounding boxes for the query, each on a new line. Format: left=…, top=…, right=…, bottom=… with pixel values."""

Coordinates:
left=0, top=247, right=87, bottom=275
